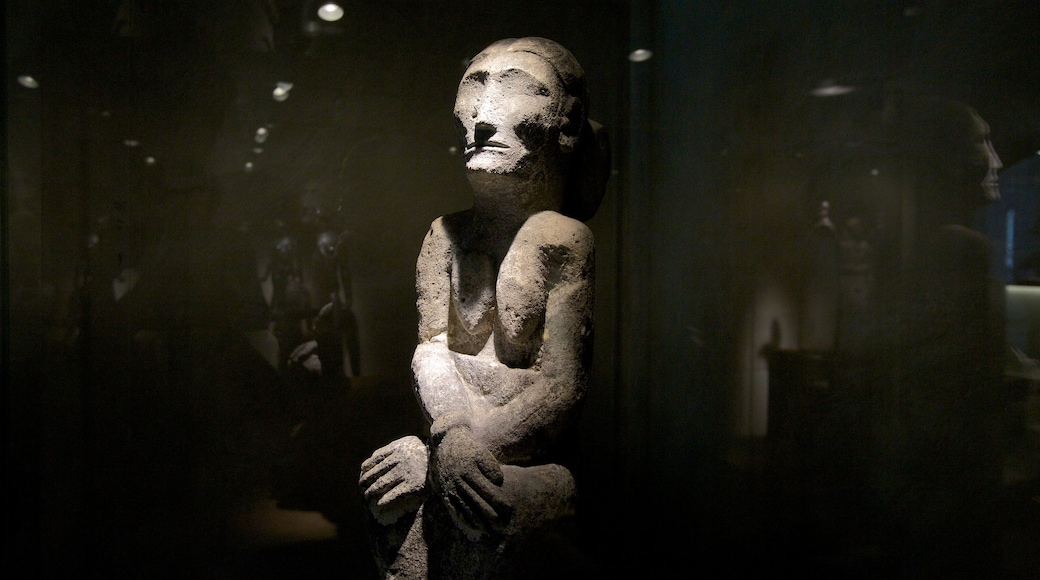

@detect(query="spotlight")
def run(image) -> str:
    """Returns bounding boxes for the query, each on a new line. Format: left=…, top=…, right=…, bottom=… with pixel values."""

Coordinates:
left=317, top=3, right=344, bottom=22
left=255, top=127, right=269, bottom=144
left=273, top=81, right=294, bottom=102
left=302, top=0, right=345, bottom=36
left=144, top=156, right=156, bottom=166
left=810, top=79, right=855, bottom=97
left=17, top=75, right=39, bottom=88
left=628, top=49, right=653, bottom=63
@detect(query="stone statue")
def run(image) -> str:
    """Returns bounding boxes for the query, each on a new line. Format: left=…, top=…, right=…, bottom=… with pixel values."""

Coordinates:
left=863, top=94, right=1006, bottom=576
left=358, top=37, right=609, bottom=579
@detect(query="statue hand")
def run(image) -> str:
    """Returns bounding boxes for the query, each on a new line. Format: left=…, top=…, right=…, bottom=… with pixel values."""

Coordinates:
left=288, top=339, right=322, bottom=375
left=430, top=424, right=512, bottom=540
left=359, top=436, right=429, bottom=525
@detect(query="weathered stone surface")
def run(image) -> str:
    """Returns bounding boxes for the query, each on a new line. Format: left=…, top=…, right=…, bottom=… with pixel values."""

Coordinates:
left=358, top=37, right=609, bottom=578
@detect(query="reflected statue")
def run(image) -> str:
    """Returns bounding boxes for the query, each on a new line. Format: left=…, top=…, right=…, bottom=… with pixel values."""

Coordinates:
left=358, top=37, right=609, bottom=579
left=869, top=94, right=1006, bottom=576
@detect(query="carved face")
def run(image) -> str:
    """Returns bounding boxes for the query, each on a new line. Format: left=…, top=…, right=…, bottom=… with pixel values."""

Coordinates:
left=965, top=113, right=1002, bottom=202
left=454, top=51, right=567, bottom=175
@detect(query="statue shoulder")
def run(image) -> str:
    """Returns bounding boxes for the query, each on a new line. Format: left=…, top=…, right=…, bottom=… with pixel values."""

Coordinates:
left=520, top=211, right=594, bottom=255
left=425, top=211, right=473, bottom=243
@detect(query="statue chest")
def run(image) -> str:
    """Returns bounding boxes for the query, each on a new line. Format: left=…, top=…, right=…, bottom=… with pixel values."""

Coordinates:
left=448, top=248, right=547, bottom=360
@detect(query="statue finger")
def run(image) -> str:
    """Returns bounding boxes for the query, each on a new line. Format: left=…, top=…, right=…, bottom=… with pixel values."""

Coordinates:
left=445, top=492, right=483, bottom=538
left=474, top=451, right=504, bottom=486
left=359, top=456, right=397, bottom=487
left=376, top=479, right=420, bottom=508
left=459, top=477, right=502, bottom=528
left=364, top=469, right=405, bottom=499
left=360, top=440, right=406, bottom=472
left=289, top=339, right=318, bottom=360
left=463, top=471, right=511, bottom=520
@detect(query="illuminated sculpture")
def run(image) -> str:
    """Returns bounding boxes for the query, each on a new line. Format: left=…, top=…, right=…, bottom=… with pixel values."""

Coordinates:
left=358, top=37, right=609, bottom=578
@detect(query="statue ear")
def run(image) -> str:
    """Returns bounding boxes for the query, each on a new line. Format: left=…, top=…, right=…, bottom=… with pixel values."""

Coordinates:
left=558, top=96, right=584, bottom=153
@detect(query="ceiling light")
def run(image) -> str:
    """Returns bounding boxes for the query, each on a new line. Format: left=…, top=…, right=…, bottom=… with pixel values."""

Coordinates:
left=244, top=161, right=254, bottom=172
left=628, top=49, right=653, bottom=63
left=317, top=3, right=344, bottom=22
left=810, top=79, right=855, bottom=97
left=144, top=156, right=156, bottom=166
left=17, top=75, right=39, bottom=88
left=254, top=127, right=269, bottom=144
left=124, top=139, right=141, bottom=147
left=273, top=81, right=294, bottom=102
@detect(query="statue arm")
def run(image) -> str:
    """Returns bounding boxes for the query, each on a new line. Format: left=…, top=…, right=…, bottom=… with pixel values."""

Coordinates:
left=471, top=224, right=594, bottom=464
left=412, top=217, right=476, bottom=423
left=360, top=218, right=470, bottom=524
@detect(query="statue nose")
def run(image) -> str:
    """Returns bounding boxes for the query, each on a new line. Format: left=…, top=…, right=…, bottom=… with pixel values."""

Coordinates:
left=474, top=122, right=496, bottom=146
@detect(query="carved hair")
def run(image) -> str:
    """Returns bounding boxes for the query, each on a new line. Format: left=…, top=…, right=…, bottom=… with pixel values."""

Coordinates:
left=470, top=37, right=610, bottom=222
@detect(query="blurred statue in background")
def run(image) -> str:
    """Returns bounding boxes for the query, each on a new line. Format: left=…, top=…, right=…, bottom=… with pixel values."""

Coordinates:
left=292, top=181, right=362, bottom=379
left=358, top=37, right=609, bottom=579
left=869, top=93, right=1005, bottom=577
left=240, top=183, right=361, bottom=379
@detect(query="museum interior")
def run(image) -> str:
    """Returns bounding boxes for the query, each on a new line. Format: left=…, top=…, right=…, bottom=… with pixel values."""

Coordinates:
left=5, top=0, right=1040, bottom=577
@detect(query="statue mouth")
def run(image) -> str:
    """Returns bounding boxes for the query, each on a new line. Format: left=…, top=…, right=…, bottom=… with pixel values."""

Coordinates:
left=466, top=141, right=510, bottom=152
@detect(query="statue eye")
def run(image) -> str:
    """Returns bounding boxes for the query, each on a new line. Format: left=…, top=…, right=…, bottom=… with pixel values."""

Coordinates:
left=465, top=70, right=488, bottom=84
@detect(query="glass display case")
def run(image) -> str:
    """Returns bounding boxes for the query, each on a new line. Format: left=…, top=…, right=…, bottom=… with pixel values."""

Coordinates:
left=5, top=1, right=1039, bottom=577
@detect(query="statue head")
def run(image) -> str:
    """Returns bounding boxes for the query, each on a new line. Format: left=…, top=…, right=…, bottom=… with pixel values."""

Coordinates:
left=892, top=95, right=1002, bottom=209
left=454, top=37, right=608, bottom=222
left=960, top=110, right=1003, bottom=204
left=454, top=37, right=589, bottom=177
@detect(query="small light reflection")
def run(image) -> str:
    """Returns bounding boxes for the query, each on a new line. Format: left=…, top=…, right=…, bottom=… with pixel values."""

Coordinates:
left=811, top=80, right=856, bottom=97
left=124, top=139, right=141, bottom=147
left=871, top=168, right=880, bottom=176
left=273, top=81, right=294, bottom=102
left=255, top=127, right=269, bottom=144
left=17, top=75, right=39, bottom=89
left=144, top=156, right=156, bottom=166
left=101, top=110, right=112, bottom=118
left=253, top=147, right=264, bottom=154
left=244, top=161, right=255, bottom=172
left=628, top=49, right=653, bottom=63
left=448, top=145, right=459, bottom=155
left=317, top=3, right=344, bottom=22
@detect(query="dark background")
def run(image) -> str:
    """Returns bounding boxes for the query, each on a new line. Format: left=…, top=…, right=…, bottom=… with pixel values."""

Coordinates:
left=5, top=1, right=1039, bottom=577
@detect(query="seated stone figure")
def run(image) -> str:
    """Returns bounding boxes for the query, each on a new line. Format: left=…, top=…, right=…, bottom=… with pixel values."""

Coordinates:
left=358, top=37, right=609, bottom=579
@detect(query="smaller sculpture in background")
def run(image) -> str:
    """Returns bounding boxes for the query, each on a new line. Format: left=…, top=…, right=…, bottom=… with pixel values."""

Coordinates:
left=240, top=183, right=361, bottom=379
